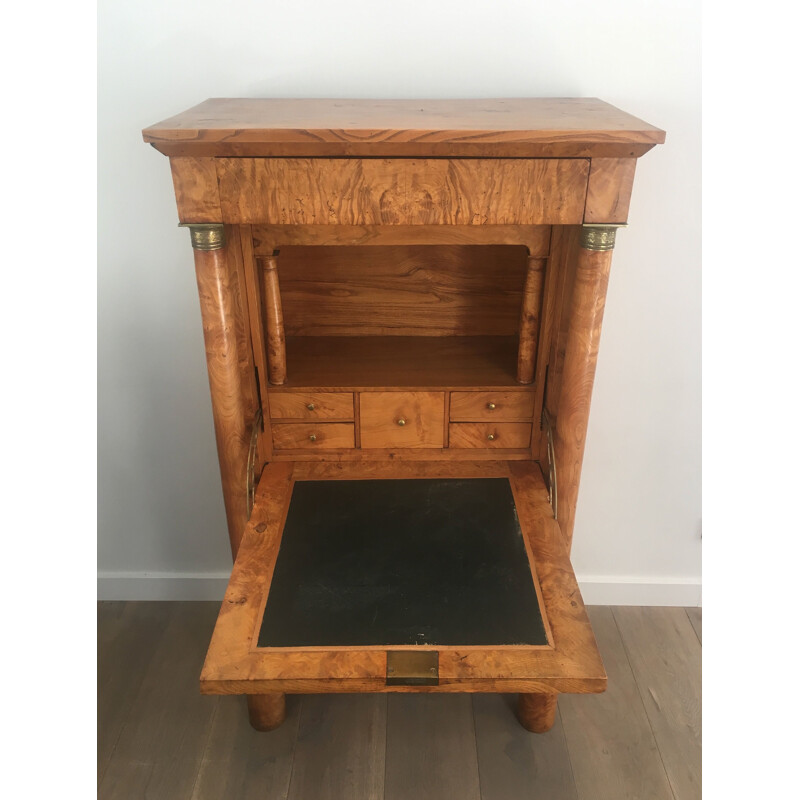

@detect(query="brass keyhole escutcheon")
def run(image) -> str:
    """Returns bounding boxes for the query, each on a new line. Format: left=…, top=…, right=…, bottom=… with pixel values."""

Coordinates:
left=309, top=434, right=317, bottom=442
left=487, top=433, right=496, bottom=441
left=397, top=418, right=406, bottom=426
left=307, top=403, right=315, bottom=411
left=487, top=402, right=496, bottom=410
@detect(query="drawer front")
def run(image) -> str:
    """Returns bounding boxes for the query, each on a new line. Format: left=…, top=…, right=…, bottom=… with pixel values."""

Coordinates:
left=217, top=158, right=588, bottom=225
left=269, top=391, right=354, bottom=420
left=272, top=423, right=355, bottom=451
left=360, top=392, right=445, bottom=449
left=449, top=422, right=532, bottom=449
left=450, top=391, right=535, bottom=421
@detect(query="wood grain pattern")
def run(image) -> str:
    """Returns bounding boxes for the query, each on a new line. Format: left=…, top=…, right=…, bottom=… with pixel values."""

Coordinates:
left=272, top=423, right=355, bottom=451
left=559, top=607, right=674, bottom=800
left=385, top=695, right=481, bottom=800
left=287, top=694, right=386, bottom=800
left=277, top=336, right=522, bottom=390
left=534, top=226, right=577, bottom=467
left=449, top=422, right=532, bottom=449
left=293, top=460, right=512, bottom=481
left=216, top=158, right=589, bottom=225
left=99, top=604, right=221, bottom=800
left=260, top=254, right=287, bottom=385
left=143, top=97, right=665, bottom=158
left=449, top=391, right=535, bottom=421
left=268, top=391, right=354, bottom=420
left=516, top=256, right=547, bottom=383
left=169, top=157, right=221, bottom=222
left=473, top=693, right=579, bottom=799
left=686, top=607, right=702, bottom=643
left=360, top=392, right=445, bottom=448
left=98, top=602, right=173, bottom=783
left=277, top=245, right=529, bottom=337
left=554, top=245, right=613, bottom=551
left=584, top=158, right=637, bottom=223
left=613, top=606, right=701, bottom=800
left=246, top=693, right=286, bottom=731
left=238, top=224, right=273, bottom=462
left=192, top=237, right=261, bottom=557
left=191, top=695, right=301, bottom=799
left=200, top=461, right=606, bottom=695
left=251, top=224, right=552, bottom=254
left=144, top=96, right=666, bottom=743
left=100, top=604, right=697, bottom=800
left=271, top=448, right=533, bottom=463
left=516, top=693, right=558, bottom=733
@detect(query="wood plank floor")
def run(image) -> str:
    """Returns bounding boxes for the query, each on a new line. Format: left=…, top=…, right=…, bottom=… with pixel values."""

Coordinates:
left=99, top=603, right=701, bottom=800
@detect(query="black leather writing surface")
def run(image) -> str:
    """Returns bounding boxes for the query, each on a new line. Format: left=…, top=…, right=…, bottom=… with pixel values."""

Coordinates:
left=257, top=478, right=547, bottom=648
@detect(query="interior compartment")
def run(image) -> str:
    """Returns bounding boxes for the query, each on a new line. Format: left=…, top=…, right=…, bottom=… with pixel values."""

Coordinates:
left=270, top=244, right=534, bottom=391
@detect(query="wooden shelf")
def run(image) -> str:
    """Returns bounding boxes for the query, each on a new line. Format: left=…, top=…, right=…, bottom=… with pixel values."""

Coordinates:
left=271, top=336, right=527, bottom=391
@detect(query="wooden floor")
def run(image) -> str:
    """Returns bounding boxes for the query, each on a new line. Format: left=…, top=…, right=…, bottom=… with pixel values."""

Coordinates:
left=99, top=602, right=701, bottom=800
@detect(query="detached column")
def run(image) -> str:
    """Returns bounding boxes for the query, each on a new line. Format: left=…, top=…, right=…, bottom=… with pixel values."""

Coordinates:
left=180, top=223, right=259, bottom=558
left=553, top=224, right=622, bottom=552
left=517, top=224, right=621, bottom=732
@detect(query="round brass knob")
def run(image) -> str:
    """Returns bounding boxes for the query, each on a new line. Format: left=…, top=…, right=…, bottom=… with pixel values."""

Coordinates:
left=487, top=433, right=496, bottom=441
left=309, top=434, right=317, bottom=442
left=487, top=402, right=497, bottom=410
left=397, top=418, right=406, bottom=426
left=307, top=403, right=315, bottom=411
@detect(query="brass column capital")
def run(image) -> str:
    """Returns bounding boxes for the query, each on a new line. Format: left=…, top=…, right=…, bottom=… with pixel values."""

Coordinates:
left=179, top=222, right=226, bottom=251
left=579, top=223, right=627, bottom=252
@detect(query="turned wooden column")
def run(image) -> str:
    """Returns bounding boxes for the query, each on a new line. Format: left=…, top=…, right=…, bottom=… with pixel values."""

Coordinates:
left=247, top=693, right=287, bottom=731
left=517, top=255, right=546, bottom=384
left=181, top=223, right=260, bottom=558
left=260, top=254, right=287, bottom=385
left=553, top=224, right=621, bottom=552
left=517, top=692, right=558, bottom=733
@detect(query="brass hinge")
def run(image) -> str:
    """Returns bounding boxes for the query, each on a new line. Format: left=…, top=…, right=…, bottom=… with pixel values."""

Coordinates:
left=386, top=651, right=439, bottom=686
left=246, top=406, right=263, bottom=519
left=542, top=408, right=558, bottom=520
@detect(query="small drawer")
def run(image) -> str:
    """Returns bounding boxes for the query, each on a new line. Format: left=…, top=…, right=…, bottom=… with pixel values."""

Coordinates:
left=449, top=422, right=532, bottom=449
left=360, top=392, right=445, bottom=449
left=269, top=392, right=354, bottom=420
left=272, top=423, right=355, bottom=450
left=450, top=391, right=534, bottom=421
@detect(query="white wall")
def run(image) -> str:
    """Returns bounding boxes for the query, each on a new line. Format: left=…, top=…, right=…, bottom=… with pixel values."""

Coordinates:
left=98, top=0, right=701, bottom=605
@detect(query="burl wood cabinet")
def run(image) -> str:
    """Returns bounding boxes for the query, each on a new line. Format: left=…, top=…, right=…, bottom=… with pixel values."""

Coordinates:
left=143, top=99, right=664, bottom=733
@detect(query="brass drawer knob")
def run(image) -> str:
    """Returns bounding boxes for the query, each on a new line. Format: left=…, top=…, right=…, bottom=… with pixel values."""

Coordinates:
left=397, top=418, right=406, bottom=426
left=306, top=403, right=316, bottom=411
left=487, top=402, right=497, bottom=410
left=309, top=434, right=317, bottom=442
left=487, top=433, right=496, bottom=441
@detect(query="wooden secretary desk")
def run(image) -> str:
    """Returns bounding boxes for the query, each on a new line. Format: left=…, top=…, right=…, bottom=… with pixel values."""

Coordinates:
left=142, top=98, right=664, bottom=734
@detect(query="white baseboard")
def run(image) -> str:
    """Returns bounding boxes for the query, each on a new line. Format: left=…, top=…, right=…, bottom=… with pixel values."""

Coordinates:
left=98, top=570, right=701, bottom=606
left=576, top=575, right=701, bottom=606
left=97, top=571, right=231, bottom=601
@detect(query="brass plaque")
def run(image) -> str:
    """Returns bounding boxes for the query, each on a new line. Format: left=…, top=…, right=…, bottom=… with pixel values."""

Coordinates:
left=386, top=651, right=439, bottom=686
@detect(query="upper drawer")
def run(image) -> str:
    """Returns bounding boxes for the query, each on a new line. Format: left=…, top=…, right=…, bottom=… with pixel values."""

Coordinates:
left=216, top=158, right=589, bottom=225
left=269, top=391, right=354, bottom=421
left=450, top=391, right=535, bottom=421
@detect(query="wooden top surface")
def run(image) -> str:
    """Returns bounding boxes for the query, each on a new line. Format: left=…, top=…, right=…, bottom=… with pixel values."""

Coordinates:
left=142, top=98, right=665, bottom=158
